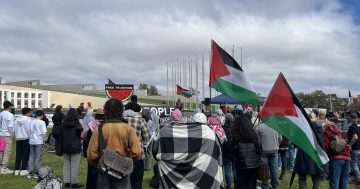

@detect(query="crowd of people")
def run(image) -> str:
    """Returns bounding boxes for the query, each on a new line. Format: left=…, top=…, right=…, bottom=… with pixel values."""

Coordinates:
left=0, top=97, right=359, bottom=189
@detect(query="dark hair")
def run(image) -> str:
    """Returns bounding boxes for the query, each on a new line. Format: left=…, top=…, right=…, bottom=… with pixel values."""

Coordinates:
left=55, top=105, right=62, bottom=113
left=124, top=102, right=141, bottom=112
left=63, top=108, right=80, bottom=126
left=232, top=114, right=259, bottom=146
left=104, top=98, right=125, bottom=121
left=3, top=101, right=12, bottom=109
left=35, top=110, right=44, bottom=118
left=22, top=108, right=31, bottom=115
left=131, top=95, right=137, bottom=103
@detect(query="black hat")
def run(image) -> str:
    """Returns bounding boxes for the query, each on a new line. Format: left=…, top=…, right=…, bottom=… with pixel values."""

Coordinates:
left=3, top=101, right=13, bottom=109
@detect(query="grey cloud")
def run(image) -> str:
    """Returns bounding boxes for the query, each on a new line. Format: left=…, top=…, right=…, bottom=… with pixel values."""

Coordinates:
left=0, top=0, right=359, bottom=99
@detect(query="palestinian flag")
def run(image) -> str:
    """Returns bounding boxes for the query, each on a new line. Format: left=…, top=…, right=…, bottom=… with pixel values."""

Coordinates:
left=209, top=40, right=260, bottom=105
left=176, top=85, right=192, bottom=98
left=259, top=73, right=329, bottom=167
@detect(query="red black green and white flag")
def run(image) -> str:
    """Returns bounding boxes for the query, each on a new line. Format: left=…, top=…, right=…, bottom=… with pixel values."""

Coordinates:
left=209, top=40, right=260, bottom=105
left=176, top=85, right=192, bottom=98
left=259, top=73, right=329, bottom=167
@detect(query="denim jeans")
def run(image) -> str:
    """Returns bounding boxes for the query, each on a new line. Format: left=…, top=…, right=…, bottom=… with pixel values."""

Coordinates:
left=97, top=171, right=131, bottom=189
left=261, top=152, right=279, bottom=189
left=223, top=155, right=237, bottom=189
left=28, top=144, right=44, bottom=175
left=329, top=160, right=349, bottom=189
left=288, top=144, right=296, bottom=170
left=350, top=152, right=360, bottom=181
left=278, top=150, right=288, bottom=172
left=130, top=159, right=144, bottom=189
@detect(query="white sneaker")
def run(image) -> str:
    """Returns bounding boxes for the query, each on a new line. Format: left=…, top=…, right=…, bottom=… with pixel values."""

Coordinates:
left=27, top=175, right=33, bottom=179
left=14, top=170, right=20, bottom=176
left=0, top=167, right=14, bottom=174
left=19, top=170, right=29, bottom=176
left=33, top=175, right=39, bottom=179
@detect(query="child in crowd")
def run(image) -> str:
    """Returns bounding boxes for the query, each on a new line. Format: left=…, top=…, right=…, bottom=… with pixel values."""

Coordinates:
left=28, top=110, right=47, bottom=179
left=14, top=107, right=32, bottom=176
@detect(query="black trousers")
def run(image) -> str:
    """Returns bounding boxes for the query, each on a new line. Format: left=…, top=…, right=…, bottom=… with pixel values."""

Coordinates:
left=130, top=159, right=144, bottom=189
left=86, top=163, right=98, bottom=189
left=236, top=167, right=259, bottom=189
left=15, top=139, right=30, bottom=170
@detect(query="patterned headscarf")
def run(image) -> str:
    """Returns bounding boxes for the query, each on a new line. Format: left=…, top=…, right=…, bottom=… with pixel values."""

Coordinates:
left=208, top=116, right=227, bottom=144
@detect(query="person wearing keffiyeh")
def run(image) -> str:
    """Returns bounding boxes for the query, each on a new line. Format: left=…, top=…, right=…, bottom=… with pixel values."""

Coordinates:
left=153, top=113, right=224, bottom=189
left=208, top=115, right=227, bottom=144
left=124, top=102, right=151, bottom=189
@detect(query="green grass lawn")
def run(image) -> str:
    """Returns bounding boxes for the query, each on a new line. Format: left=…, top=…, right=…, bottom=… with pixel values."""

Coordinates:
left=0, top=130, right=359, bottom=188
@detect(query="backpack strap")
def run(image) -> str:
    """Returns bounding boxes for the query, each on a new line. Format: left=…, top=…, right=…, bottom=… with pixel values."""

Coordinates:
left=98, top=123, right=105, bottom=154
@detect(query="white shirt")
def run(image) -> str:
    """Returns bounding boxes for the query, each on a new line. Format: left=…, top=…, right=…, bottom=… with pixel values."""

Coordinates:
left=14, top=115, right=32, bottom=140
left=29, top=119, right=47, bottom=145
left=0, top=110, right=15, bottom=137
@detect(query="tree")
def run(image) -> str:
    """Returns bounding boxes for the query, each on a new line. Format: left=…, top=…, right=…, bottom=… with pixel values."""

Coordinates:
left=296, top=90, right=349, bottom=113
left=137, top=83, right=160, bottom=96
left=138, top=83, right=148, bottom=90
left=148, top=85, right=159, bottom=96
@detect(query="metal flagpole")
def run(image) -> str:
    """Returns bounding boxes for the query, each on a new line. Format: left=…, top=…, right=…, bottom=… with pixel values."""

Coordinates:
left=189, top=57, right=192, bottom=110
left=195, top=55, right=199, bottom=108
left=167, top=62, right=169, bottom=106
left=209, top=50, right=212, bottom=112
left=240, top=47, right=243, bottom=67
left=172, top=60, right=174, bottom=106
left=232, top=44, right=235, bottom=57
left=202, top=53, right=205, bottom=110
left=174, top=60, right=177, bottom=105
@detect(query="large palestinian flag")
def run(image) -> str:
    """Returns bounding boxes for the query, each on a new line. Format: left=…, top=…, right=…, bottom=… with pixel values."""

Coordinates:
left=209, top=40, right=260, bottom=105
left=176, top=85, right=192, bottom=98
left=259, top=73, right=329, bottom=167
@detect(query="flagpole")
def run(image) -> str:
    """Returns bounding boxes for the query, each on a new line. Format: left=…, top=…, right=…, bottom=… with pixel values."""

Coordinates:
left=195, top=55, right=199, bottom=108
left=240, top=47, right=243, bottom=67
left=189, top=56, right=193, bottom=110
left=167, top=62, right=169, bottom=106
left=202, top=53, right=205, bottom=110
left=209, top=50, right=212, bottom=112
left=171, top=59, right=175, bottom=105
left=330, top=79, right=333, bottom=112
left=232, top=44, right=235, bottom=59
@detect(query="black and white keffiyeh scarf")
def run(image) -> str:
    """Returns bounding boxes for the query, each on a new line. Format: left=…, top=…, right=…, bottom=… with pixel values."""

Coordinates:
left=153, top=123, right=224, bottom=189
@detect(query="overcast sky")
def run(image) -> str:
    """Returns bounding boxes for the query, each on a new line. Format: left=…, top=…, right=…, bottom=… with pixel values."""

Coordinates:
left=0, top=0, right=359, bottom=98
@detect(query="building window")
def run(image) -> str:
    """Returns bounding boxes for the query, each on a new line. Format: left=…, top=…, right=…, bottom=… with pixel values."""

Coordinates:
left=31, top=93, right=35, bottom=98
left=38, top=93, right=42, bottom=98
left=17, top=93, right=21, bottom=98
left=11, top=92, right=14, bottom=98
left=24, top=93, right=28, bottom=98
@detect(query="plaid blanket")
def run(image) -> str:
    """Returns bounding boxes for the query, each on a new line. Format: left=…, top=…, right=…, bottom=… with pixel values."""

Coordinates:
left=153, top=123, right=224, bottom=189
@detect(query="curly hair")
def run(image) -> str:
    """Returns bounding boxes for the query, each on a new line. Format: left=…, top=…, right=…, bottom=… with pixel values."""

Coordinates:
left=63, top=108, right=80, bottom=127
left=104, top=98, right=125, bottom=121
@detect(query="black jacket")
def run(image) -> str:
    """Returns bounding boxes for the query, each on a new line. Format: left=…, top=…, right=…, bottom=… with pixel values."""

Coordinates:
left=294, top=122, right=326, bottom=174
left=61, top=123, right=83, bottom=154
left=226, top=139, right=262, bottom=169
left=52, top=112, right=65, bottom=127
